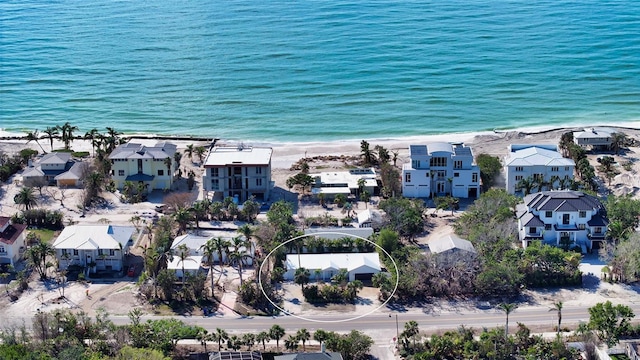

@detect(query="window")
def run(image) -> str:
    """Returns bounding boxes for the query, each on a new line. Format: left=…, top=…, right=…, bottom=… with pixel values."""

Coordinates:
left=454, top=160, right=462, bottom=169
left=425, top=172, right=429, bottom=177
left=412, top=160, right=420, bottom=168
left=545, top=224, right=552, bottom=230
left=515, top=175, right=523, bottom=181
left=430, top=157, right=447, bottom=167
left=533, top=173, right=544, bottom=182
left=551, top=167, right=559, bottom=172
left=515, top=166, right=524, bottom=172
left=0, top=245, right=5, bottom=254
left=211, top=168, right=219, bottom=177
left=256, top=167, right=262, bottom=174
left=594, top=227, right=603, bottom=234
left=118, top=170, right=125, bottom=176
left=62, top=249, right=68, bottom=256
left=158, top=169, right=164, bottom=176
left=545, top=211, right=552, bottom=217
left=529, top=227, right=537, bottom=234
left=256, top=178, right=263, bottom=187
left=565, top=166, right=570, bottom=171
left=562, top=214, right=570, bottom=225
left=454, top=172, right=459, bottom=177
left=578, top=224, right=585, bottom=230
left=405, top=173, right=411, bottom=183
left=211, top=179, right=219, bottom=190
left=98, top=249, right=103, bottom=256
left=73, top=249, right=79, bottom=256
left=472, top=173, right=478, bottom=183
left=109, top=249, right=115, bottom=256
left=579, top=211, right=586, bottom=218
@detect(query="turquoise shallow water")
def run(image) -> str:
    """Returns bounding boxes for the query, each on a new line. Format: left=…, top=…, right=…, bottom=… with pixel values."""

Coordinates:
left=1, top=1, right=639, bottom=142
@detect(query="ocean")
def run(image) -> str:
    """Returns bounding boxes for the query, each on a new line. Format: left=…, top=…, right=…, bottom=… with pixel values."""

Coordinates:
left=1, top=0, right=639, bottom=142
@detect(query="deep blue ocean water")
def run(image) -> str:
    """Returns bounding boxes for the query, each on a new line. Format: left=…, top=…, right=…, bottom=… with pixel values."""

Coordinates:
left=1, top=1, right=639, bottom=142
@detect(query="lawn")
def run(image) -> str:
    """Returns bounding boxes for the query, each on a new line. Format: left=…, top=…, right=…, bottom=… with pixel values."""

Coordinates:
left=29, top=228, right=57, bottom=243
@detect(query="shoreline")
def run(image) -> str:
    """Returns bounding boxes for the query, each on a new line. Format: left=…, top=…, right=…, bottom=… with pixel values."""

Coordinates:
left=2, top=120, right=640, bottom=146
left=3, top=123, right=640, bottom=170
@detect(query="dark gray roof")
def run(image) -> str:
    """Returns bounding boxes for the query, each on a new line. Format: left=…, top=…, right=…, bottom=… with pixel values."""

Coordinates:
left=587, top=213, right=609, bottom=227
left=210, top=352, right=263, bottom=360
left=520, top=213, right=545, bottom=227
left=275, top=353, right=343, bottom=360
left=453, top=144, right=472, bottom=156
left=524, top=191, right=603, bottom=212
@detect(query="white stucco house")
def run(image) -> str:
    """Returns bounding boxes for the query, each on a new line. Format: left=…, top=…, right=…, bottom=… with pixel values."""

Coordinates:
left=504, top=145, right=575, bottom=195
left=573, top=127, right=615, bottom=151
left=284, top=252, right=381, bottom=282
left=202, top=145, right=272, bottom=202
left=516, top=191, right=608, bottom=252
left=53, top=225, right=135, bottom=273
left=109, top=141, right=178, bottom=193
left=402, top=143, right=480, bottom=199
left=310, top=167, right=377, bottom=198
left=0, top=217, right=27, bottom=267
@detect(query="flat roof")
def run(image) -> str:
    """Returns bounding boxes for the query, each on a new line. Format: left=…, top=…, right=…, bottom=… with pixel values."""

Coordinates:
left=204, top=146, right=272, bottom=167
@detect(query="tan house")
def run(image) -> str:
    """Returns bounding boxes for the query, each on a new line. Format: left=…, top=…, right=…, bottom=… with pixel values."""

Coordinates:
left=109, top=142, right=177, bottom=193
left=22, top=153, right=85, bottom=187
left=0, top=217, right=27, bottom=267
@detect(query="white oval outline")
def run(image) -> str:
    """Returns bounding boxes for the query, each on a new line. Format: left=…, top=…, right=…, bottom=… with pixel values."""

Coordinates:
left=258, top=231, right=399, bottom=323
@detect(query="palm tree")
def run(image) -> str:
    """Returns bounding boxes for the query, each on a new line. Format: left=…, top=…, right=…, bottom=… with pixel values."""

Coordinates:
left=296, top=328, right=310, bottom=351
left=607, top=220, right=630, bottom=245
left=611, top=132, right=627, bottom=155
left=550, top=301, right=563, bottom=336
left=360, top=140, right=376, bottom=166
left=43, top=126, right=59, bottom=152
left=14, top=187, right=38, bottom=210
left=213, top=328, right=229, bottom=350
left=58, top=122, right=78, bottom=150
left=498, top=303, right=518, bottom=338
left=402, top=320, right=420, bottom=349
left=185, top=144, right=194, bottom=162
left=212, top=237, right=231, bottom=283
left=313, top=329, right=329, bottom=348
left=26, top=240, right=54, bottom=280
left=242, top=333, right=256, bottom=351
left=200, top=237, right=218, bottom=298
left=164, top=157, right=172, bottom=185
left=516, top=177, right=535, bottom=195
left=173, top=206, right=193, bottom=234
left=269, top=324, right=285, bottom=351
left=84, top=128, right=100, bottom=157
left=175, top=244, right=190, bottom=289
left=25, top=129, right=46, bottom=154
left=173, top=151, right=183, bottom=170
left=256, top=331, right=270, bottom=350
left=284, top=335, right=299, bottom=351
left=195, top=146, right=207, bottom=164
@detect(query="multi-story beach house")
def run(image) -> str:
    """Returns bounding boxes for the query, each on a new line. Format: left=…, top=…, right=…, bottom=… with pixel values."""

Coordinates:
left=402, top=142, right=480, bottom=199
left=516, top=190, right=608, bottom=252
left=0, top=216, right=27, bottom=267
left=573, top=127, right=615, bottom=151
left=109, top=142, right=177, bottom=193
left=202, top=145, right=272, bottom=202
left=504, top=145, right=575, bottom=195
left=310, top=167, right=378, bottom=198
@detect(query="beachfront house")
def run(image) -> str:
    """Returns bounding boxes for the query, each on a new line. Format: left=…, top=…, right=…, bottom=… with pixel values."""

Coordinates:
left=52, top=225, right=135, bottom=273
left=504, top=145, right=575, bottom=195
left=310, top=167, right=378, bottom=198
left=22, top=152, right=86, bottom=187
left=284, top=252, right=381, bottom=282
left=109, top=141, right=178, bottom=193
left=573, top=127, right=615, bottom=151
left=202, top=145, right=273, bottom=202
left=516, top=190, right=608, bottom=252
left=402, top=142, right=480, bottom=199
left=0, top=216, right=27, bottom=267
